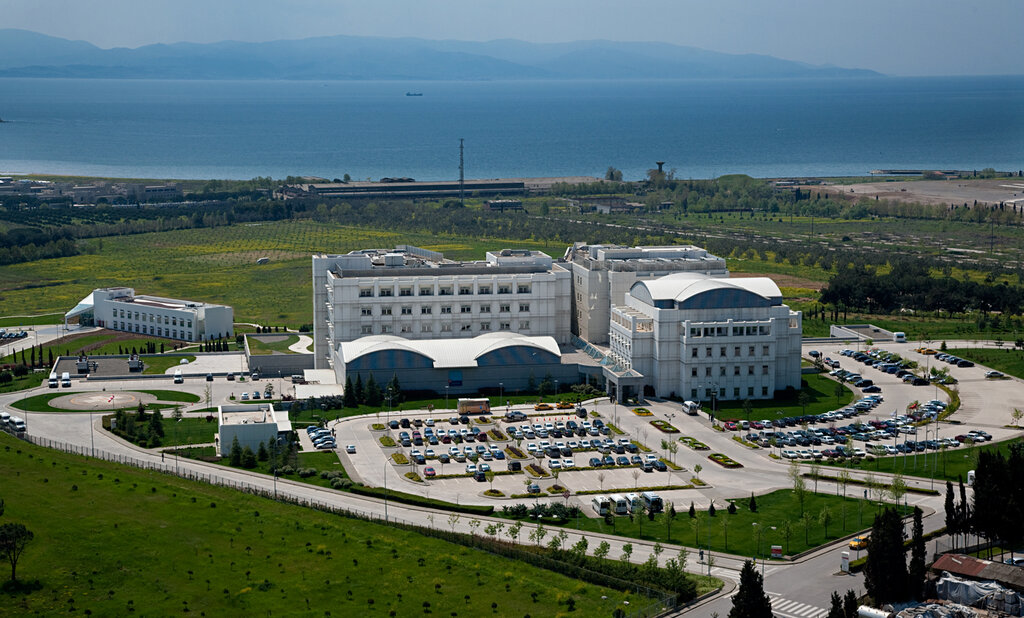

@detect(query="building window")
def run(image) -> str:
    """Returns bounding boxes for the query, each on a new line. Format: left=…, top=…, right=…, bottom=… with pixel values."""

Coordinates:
left=441, top=324, right=452, bottom=332
left=763, top=345, right=770, bottom=356
left=500, top=304, right=511, bottom=313
left=732, top=326, right=743, bottom=336
left=748, top=366, right=755, bottom=375
left=400, top=288, right=412, bottom=297
left=749, top=346, right=755, bottom=356
left=762, top=365, right=769, bottom=375
left=439, top=287, right=453, bottom=296
left=748, top=387, right=755, bottom=397
left=480, top=322, right=491, bottom=331
left=692, top=348, right=698, bottom=358
left=421, top=324, right=431, bottom=333
left=500, top=322, right=511, bottom=331
left=359, top=288, right=373, bottom=297
left=734, top=346, right=741, bottom=357
left=690, top=327, right=702, bottom=337
left=459, top=286, right=473, bottom=295
left=519, top=303, right=530, bottom=312
left=498, top=285, right=511, bottom=294
left=762, top=386, right=769, bottom=396
left=401, top=306, right=412, bottom=315
left=691, top=368, right=698, bottom=377
left=460, top=305, right=472, bottom=314
left=480, top=305, right=491, bottom=313
left=361, top=307, right=373, bottom=316
left=691, top=389, right=698, bottom=399
left=734, top=366, right=740, bottom=376
left=517, top=284, right=531, bottom=294
left=381, top=306, right=392, bottom=316
left=720, top=346, right=726, bottom=357
left=733, top=387, right=740, bottom=398
left=421, top=306, right=432, bottom=315
left=361, top=325, right=373, bottom=334
left=157, top=328, right=162, bottom=336
left=705, top=367, right=712, bottom=377
left=705, top=347, right=712, bottom=357
left=519, top=321, right=530, bottom=330
left=187, top=320, right=192, bottom=328
left=383, top=325, right=394, bottom=334
left=378, top=288, right=393, bottom=297
left=478, top=285, right=491, bottom=295
left=461, top=324, right=473, bottom=332
left=441, top=306, right=452, bottom=314
left=399, top=325, right=410, bottom=333
left=419, top=287, right=433, bottom=296
left=720, top=366, right=726, bottom=377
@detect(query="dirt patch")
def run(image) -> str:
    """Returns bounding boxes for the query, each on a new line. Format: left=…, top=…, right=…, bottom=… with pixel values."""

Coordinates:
left=48, top=329, right=185, bottom=354
left=254, top=335, right=288, bottom=343
left=815, top=179, right=1024, bottom=207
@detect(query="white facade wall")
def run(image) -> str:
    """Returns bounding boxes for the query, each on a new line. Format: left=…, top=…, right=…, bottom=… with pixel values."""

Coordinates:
left=313, top=249, right=571, bottom=369
left=609, top=279, right=802, bottom=402
left=216, top=405, right=284, bottom=457
left=91, top=288, right=233, bottom=342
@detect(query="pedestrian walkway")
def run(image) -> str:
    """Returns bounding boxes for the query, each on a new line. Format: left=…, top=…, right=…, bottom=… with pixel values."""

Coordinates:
left=767, top=592, right=827, bottom=618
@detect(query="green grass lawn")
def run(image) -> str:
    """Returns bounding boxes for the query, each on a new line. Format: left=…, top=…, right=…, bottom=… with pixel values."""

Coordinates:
left=510, top=489, right=901, bottom=559
left=11, top=391, right=177, bottom=414
left=946, top=348, right=1024, bottom=379
left=247, top=334, right=301, bottom=355
left=141, top=354, right=197, bottom=374
left=0, top=432, right=636, bottom=616
left=136, top=389, right=201, bottom=403
left=0, top=313, right=63, bottom=327
left=712, top=373, right=853, bottom=421
left=821, top=438, right=1021, bottom=483
left=0, top=371, right=48, bottom=394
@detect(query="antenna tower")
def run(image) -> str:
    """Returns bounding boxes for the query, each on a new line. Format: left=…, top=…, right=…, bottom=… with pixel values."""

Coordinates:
left=459, top=138, right=465, bottom=206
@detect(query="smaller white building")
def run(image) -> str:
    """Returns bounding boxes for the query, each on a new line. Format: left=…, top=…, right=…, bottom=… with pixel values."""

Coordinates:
left=65, top=287, right=233, bottom=342
left=607, top=273, right=802, bottom=402
left=217, top=404, right=292, bottom=457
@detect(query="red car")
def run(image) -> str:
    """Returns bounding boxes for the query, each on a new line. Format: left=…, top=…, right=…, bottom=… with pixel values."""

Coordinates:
left=751, top=421, right=764, bottom=430
left=424, top=467, right=436, bottom=478
left=724, top=421, right=739, bottom=431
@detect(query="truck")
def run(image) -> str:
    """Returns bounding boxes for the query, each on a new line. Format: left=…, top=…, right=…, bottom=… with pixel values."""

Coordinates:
left=457, top=398, right=490, bottom=415
left=893, top=331, right=907, bottom=343
left=48, top=372, right=58, bottom=388
left=60, top=372, right=71, bottom=387
left=173, top=368, right=183, bottom=384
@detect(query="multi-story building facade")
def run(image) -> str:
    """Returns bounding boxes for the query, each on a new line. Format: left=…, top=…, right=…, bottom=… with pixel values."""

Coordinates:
left=565, top=244, right=728, bottom=344
left=312, top=246, right=571, bottom=369
left=66, top=287, right=234, bottom=342
left=607, top=273, right=802, bottom=402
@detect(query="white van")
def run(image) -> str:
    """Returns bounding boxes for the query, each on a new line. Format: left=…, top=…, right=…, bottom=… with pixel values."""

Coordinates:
left=608, top=494, right=629, bottom=516
left=591, top=495, right=611, bottom=516
left=9, top=416, right=26, bottom=433
left=893, top=332, right=906, bottom=343
left=624, top=492, right=643, bottom=514
left=60, top=371, right=71, bottom=387
left=683, top=401, right=700, bottom=415
left=48, top=372, right=58, bottom=388
left=641, top=492, right=664, bottom=513
left=173, top=368, right=183, bottom=384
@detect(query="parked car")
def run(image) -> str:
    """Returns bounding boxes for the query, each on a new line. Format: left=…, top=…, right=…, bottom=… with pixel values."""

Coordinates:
left=423, top=467, right=436, bottom=478
left=849, top=536, right=868, bottom=550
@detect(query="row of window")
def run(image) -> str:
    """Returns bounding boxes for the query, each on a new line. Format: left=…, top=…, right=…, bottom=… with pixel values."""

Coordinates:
left=113, top=321, right=191, bottom=340
left=688, top=325, right=770, bottom=338
left=359, top=283, right=532, bottom=298
left=114, top=308, right=192, bottom=328
left=359, top=303, right=530, bottom=316
left=691, top=365, right=771, bottom=378
left=692, top=386, right=770, bottom=399
left=691, top=345, right=771, bottom=358
left=359, top=321, right=529, bottom=335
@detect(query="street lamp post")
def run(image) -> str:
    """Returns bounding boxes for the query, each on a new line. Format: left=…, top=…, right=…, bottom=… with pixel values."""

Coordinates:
left=445, top=385, right=449, bottom=411
left=383, top=460, right=389, bottom=522
left=499, top=382, right=503, bottom=412
left=752, top=522, right=761, bottom=574
left=89, top=411, right=95, bottom=458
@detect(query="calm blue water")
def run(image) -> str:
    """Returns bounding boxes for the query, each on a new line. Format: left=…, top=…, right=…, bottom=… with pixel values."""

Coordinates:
left=0, top=77, right=1021, bottom=180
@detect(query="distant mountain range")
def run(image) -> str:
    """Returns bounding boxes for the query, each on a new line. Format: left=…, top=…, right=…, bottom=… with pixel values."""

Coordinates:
left=0, top=29, right=882, bottom=80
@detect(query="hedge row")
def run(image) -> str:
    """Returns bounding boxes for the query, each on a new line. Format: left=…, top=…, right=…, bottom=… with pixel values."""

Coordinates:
left=346, top=483, right=495, bottom=516
left=802, top=472, right=941, bottom=496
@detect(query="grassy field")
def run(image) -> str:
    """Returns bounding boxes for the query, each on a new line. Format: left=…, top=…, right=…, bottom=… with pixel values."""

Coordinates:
left=0, top=314, right=63, bottom=327
left=1, top=331, right=192, bottom=366
left=0, top=371, right=48, bottom=394
left=947, top=348, right=1024, bottom=379
left=292, top=393, right=594, bottom=423
left=506, top=489, right=899, bottom=558
left=247, top=334, right=301, bottom=355
left=0, top=433, right=637, bottom=616
left=712, top=374, right=853, bottom=421
left=0, top=220, right=557, bottom=327
left=141, top=354, right=197, bottom=374
left=821, top=438, right=1022, bottom=483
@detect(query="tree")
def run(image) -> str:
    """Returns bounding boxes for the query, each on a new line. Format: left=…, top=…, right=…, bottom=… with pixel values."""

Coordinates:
left=834, top=382, right=845, bottom=402
left=593, top=540, right=611, bottom=561
left=0, top=523, right=34, bottom=581
left=826, top=591, right=844, bottom=618
left=728, top=559, right=773, bottom=618
left=229, top=436, right=243, bottom=466
left=148, top=410, right=165, bottom=438
left=666, top=502, right=677, bottom=540
left=909, top=507, right=926, bottom=601
left=257, top=441, right=269, bottom=461
left=1011, top=408, right=1024, bottom=428
left=944, top=480, right=957, bottom=547
left=365, top=374, right=382, bottom=406
left=742, top=398, right=753, bottom=422
left=797, top=390, right=811, bottom=413
left=689, top=501, right=696, bottom=518
left=605, top=166, right=623, bottom=182
left=353, top=374, right=365, bottom=404
left=800, top=512, right=812, bottom=545
left=843, top=590, right=859, bottom=618
left=778, top=519, right=793, bottom=555
left=863, top=508, right=908, bottom=605
left=819, top=505, right=833, bottom=538
left=343, top=376, right=357, bottom=407
left=790, top=460, right=807, bottom=515
left=241, top=446, right=257, bottom=469
left=620, top=542, right=633, bottom=562
left=888, top=472, right=907, bottom=507
left=694, top=464, right=703, bottom=481
left=749, top=493, right=757, bottom=512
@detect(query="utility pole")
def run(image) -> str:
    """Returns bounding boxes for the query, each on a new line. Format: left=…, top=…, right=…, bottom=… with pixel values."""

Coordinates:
left=459, top=138, right=465, bottom=207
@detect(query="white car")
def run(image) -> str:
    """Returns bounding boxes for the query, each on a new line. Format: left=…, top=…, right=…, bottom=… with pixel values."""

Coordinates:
left=985, top=371, right=1005, bottom=378
left=465, top=464, right=477, bottom=474
left=550, top=460, right=562, bottom=469
left=345, top=445, right=356, bottom=454
left=782, top=450, right=799, bottom=459
left=562, top=458, right=575, bottom=468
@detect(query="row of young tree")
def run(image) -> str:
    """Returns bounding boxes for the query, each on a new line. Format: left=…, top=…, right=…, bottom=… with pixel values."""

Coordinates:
left=110, top=404, right=165, bottom=448
left=341, top=373, right=402, bottom=408
left=967, top=442, right=1024, bottom=557
left=225, top=435, right=298, bottom=471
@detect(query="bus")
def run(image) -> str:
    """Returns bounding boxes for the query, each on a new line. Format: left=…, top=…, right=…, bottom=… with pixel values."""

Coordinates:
left=457, top=398, right=490, bottom=414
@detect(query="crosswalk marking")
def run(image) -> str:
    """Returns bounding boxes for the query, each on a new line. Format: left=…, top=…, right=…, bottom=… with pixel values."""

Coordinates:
left=768, top=592, right=826, bottom=618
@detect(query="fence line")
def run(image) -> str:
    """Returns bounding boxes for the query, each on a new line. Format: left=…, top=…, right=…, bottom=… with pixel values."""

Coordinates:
left=21, top=434, right=677, bottom=618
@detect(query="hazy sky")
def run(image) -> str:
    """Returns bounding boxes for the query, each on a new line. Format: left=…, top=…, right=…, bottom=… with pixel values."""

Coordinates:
left=1, top=0, right=1021, bottom=76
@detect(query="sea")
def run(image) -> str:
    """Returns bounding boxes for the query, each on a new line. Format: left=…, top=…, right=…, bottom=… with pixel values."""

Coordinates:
left=0, top=76, right=1021, bottom=181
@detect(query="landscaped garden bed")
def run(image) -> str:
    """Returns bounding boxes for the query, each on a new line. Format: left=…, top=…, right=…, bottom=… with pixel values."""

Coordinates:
left=650, top=419, right=679, bottom=433
left=707, top=453, right=743, bottom=468
left=379, top=435, right=396, bottom=447
left=404, top=471, right=423, bottom=482
left=391, top=452, right=409, bottom=465
left=525, top=463, right=549, bottom=478
left=679, top=436, right=710, bottom=451
left=505, top=446, right=527, bottom=459
left=632, top=407, right=653, bottom=416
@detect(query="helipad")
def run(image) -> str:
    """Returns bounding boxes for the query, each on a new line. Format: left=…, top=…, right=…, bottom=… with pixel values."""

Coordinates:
left=49, top=391, right=158, bottom=411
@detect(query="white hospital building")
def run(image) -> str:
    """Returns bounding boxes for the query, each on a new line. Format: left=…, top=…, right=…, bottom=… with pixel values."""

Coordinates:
left=65, top=287, right=234, bottom=342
